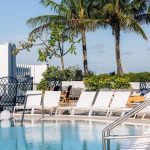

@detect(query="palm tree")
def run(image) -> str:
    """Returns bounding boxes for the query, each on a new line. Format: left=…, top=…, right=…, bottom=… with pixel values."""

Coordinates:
left=98, top=0, right=148, bottom=76
left=27, top=0, right=99, bottom=74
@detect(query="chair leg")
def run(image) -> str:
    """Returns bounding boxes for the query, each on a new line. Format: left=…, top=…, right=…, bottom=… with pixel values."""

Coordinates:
left=55, top=109, right=58, bottom=115
left=71, top=108, right=75, bottom=115
left=121, top=111, right=125, bottom=117
left=89, top=109, right=92, bottom=116
left=31, top=107, right=34, bottom=115
left=106, top=109, right=110, bottom=117
left=133, top=114, right=137, bottom=119
left=108, top=111, right=112, bottom=117
left=106, top=111, right=109, bottom=117
left=13, top=107, right=16, bottom=115
left=142, top=114, right=146, bottom=120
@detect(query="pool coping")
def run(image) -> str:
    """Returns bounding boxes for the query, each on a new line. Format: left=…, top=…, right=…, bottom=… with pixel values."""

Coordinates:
left=12, top=114, right=150, bottom=126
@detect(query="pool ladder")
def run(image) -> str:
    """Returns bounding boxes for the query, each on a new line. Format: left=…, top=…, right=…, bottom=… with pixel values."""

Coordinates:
left=102, top=97, right=150, bottom=150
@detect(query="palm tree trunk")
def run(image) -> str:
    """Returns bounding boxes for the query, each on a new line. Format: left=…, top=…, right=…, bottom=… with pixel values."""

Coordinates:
left=81, top=28, right=88, bottom=74
left=60, top=56, right=65, bottom=71
left=115, top=29, right=124, bottom=76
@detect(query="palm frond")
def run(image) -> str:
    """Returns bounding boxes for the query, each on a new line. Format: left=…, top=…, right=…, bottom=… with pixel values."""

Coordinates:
left=127, top=0, right=147, bottom=13
left=29, top=24, right=50, bottom=36
left=121, top=15, right=147, bottom=40
left=135, top=13, right=150, bottom=24
left=61, top=0, right=80, bottom=19
left=40, top=0, right=67, bottom=13
left=27, top=15, right=66, bottom=27
left=102, top=3, right=115, bottom=14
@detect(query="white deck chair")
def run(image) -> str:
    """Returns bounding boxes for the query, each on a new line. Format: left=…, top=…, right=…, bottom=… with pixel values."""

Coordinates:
left=13, top=91, right=42, bottom=115
left=108, top=91, right=131, bottom=117
left=40, top=91, right=61, bottom=114
left=55, top=91, right=96, bottom=115
left=134, top=92, right=150, bottom=119
left=89, top=91, right=114, bottom=116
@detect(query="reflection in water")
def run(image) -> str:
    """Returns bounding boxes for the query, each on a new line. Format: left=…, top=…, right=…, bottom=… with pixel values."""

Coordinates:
left=0, top=120, right=149, bottom=150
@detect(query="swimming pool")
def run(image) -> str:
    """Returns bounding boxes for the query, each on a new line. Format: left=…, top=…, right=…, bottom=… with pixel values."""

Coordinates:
left=0, top=120, right=149, bottom=150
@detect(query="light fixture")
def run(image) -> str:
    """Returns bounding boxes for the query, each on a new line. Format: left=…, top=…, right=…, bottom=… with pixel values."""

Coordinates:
left=1, top=110, right=11, bottom=120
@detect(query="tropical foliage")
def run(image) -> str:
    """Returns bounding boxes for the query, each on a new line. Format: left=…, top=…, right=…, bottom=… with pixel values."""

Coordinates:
left=84, top=72, right=150, bottom=90
left=96, top=0, right=149, bottom=75
left=37, top=23, right=80, bottom=70
left=124, top=72, right=150, bottom=82
left=15, top=0, right=150, bottom=76
left=14, top=23, right=80, bottom=70
left=84, top=75, right=131, bottom=90
left=37, top=65, right=83, bottom=91
left=27, top=0, right=101, bottom=74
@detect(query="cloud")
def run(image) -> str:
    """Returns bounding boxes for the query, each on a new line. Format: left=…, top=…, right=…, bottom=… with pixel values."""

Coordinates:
left=89, top=49, right=106, bottom=54
left=146, top=48, right=150, bottom=51
left=122, top=51, right=132, bottom=56
left=90, top=43, right=106, bottom=54
left=92, top=44, right=105, bottom=50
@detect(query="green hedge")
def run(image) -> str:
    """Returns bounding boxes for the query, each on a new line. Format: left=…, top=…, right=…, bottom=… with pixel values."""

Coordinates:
left=37, top=66, right=82, bottom=91
left=84, top=75, right=131, bottom=90
left=37, top=68, right=150, bottom=91
left=84, top=72, right=150, bottom=90
left=123, top=72, right=150, bottom=82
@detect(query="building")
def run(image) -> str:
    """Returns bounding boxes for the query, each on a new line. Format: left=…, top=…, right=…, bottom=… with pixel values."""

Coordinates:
left=16, top=64, right=47, bottom=84
left=0, top=42, right=47, bottom=83
left=0, top=43, right=16, bottom=78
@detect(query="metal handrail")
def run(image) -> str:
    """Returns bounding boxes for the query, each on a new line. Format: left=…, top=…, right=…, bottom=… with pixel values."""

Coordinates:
left=102, top=97, right=150, bottom=150
left=21, top=93, right=42, bottom=126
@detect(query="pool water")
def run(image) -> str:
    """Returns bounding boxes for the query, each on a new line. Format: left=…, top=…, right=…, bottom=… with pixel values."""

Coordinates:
left=0, top=120, right=149, bottom=150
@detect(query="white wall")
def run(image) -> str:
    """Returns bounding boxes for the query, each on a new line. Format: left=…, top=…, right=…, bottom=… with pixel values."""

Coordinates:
left=30, top=65, right=47, bottom=84
left=16, top=64, right=47, bottom=84
left=62, top=81, right=147, bottom=90
left=0, top=42, right=16, bottom=78
left=62, top=81, right=85, bottom=89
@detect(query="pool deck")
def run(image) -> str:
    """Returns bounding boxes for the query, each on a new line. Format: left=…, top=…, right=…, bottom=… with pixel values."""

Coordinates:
left=12, top=114, right=150, bottom=126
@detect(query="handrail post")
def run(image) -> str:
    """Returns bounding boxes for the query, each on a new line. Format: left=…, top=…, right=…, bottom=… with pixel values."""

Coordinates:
left=21, top=93, right=42, bottom=126
left=21, top=95, right=28, bottom=126
left=102, top=131, right=106, bottom=150
left=107, top=130, right=110, bottom=150
left=42, top=92, right=44, bottom=118
left=102, top=97, right=150, bottom=150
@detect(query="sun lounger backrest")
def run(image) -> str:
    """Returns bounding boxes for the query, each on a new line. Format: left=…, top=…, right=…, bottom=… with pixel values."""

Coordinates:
left=26, top=91, right=42, bottom=107
left=94, top=91, right=114, bottom=107
left=110, top=91, right=131, bottom=108
left=44, top=91, right=61, bottom=107
left=76, top=91, right=96, bottom=108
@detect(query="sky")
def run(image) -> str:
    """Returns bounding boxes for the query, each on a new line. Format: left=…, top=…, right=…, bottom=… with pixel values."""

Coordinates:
left=0, top=0, right=150, bottom=74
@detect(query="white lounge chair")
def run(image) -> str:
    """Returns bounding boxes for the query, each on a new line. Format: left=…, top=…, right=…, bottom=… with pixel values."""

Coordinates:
left=13, top=91, right=42, bottom=115
left=41, top=91, right=61, bottom=114
left=108, top=91, right=131, bottom=117
left=89, top=91, right=114, bottom=116
left=134, top=92, right=150, bottom=119
left=55, top=91, right=96, bottom=115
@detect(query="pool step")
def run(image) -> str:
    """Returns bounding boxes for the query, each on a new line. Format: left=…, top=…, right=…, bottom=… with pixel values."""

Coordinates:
left=121, top=142, right=150, bottom=150
left=121, top=129, right=150, bottom=150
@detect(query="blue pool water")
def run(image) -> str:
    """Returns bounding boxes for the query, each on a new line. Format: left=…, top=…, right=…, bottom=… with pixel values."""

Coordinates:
left=0, top=120, right=149, bottom=150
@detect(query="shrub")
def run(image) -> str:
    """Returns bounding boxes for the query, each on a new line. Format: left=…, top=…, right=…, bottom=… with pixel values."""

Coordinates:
left=37, top=66, right=83, bottom=90
left=84, top=75, right=131, bottom=90
left=42, top=66, right=83, bottom=81
left=124, top=72, right=150, bottom=82
left=37, top=79, right=50, bottom=91
left=113, top=77, right=131, bottom=89
left=84, top=75, right=100, bottom=91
